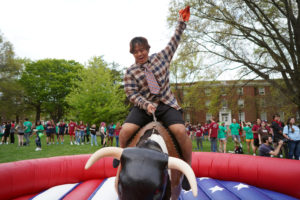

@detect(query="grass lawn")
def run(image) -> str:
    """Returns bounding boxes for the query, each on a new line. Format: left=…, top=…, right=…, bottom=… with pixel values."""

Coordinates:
left=0, top=135, right=251, bottom=163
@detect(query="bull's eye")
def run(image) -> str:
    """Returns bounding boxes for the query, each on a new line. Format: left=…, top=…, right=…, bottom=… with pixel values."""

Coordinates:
left=155, top=189, right=160, bottom=194
left=153, top=189, right=163, bottom=200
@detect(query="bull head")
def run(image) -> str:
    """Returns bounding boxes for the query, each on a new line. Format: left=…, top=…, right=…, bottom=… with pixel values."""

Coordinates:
left=85, top=147, right=197, bottom=200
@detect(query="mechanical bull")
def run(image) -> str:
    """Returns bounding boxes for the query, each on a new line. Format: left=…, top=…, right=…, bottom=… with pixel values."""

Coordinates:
left=85, top=121, right=197, bottom=200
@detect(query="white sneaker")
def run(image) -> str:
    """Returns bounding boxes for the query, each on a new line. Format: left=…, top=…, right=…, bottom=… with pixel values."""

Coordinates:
left=35, top=147, right=39, bottom=151
left=0, top=142, right=2, bottom=145
left=280, top=154, right=283, bottom=158
left=81, top=143, right=84, bottom=145
left=91, top=144, right=93, bottom=146
left=52, top=142, right=54, bottom=145
left=70, top=142, right=73, bottom=145
left=6, top=142, right=8, bottom=144
left=253, top=153, right=256, bottom=156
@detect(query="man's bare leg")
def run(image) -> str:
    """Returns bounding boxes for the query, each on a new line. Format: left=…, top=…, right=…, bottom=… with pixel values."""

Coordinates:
left=119, top=123, right=140, bottom=148
left=168, top=124, right=192, bottom=165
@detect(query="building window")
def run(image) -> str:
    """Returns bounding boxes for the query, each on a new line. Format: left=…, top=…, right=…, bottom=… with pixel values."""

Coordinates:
left=260, top=99, right=266, bottom=107
left=261, top=112, right=267, bottom=121
left=183, top=90, right=188, bottom=97
left=185, top=113, right=190, bottom=122
left=221, top=88, right=227, bottom=96
left=238, top=99, right=244, bottom=108
left=205, top=88, right=211, bottom=96
left=237, top=88, right=243, bottom=95
left=206, top=113, right=212, bottom=121
left=221, top=100, right=228, bottom=108
left=259, top=87, right=265, bottom=95
left=205, top=100, right=211, bottom=107
left=278, top=111, right=285, bottom=122
left=238, top=112, right=245, bottom=122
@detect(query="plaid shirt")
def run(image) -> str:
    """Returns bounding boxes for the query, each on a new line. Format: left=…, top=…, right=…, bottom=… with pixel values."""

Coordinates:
left=124, top=21, right=186, bottom=111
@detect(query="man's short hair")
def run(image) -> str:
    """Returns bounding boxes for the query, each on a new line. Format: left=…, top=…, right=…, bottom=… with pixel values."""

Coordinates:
left=129, top=37, right=151, bottom=54
left=262, top=135, right=271, bottom=143
left=273, top=114, right=280, bottom=119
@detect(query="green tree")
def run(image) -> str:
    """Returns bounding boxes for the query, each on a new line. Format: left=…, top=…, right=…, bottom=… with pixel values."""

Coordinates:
left=66, top=56, right=128, bottom=124
left=168, top=0, right=300, bottom=113
left=20, top=59, right=82, bottom=122
left=0, top=32, right=27, bottom=122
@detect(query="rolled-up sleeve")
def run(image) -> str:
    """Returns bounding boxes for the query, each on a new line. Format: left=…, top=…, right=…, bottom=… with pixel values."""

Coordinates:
left=157, top=21, right=186, bottom=63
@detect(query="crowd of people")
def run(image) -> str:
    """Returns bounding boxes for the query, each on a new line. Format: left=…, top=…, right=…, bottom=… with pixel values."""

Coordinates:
left=186, top=114, right=300, bottom=160
left=1, top=114, right=299, bottom=160
left=0, top=118, right=122, bottom=151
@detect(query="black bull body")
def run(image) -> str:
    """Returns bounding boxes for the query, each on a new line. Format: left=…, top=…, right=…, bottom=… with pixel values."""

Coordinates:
left=85, top=122, right=197, bottom=200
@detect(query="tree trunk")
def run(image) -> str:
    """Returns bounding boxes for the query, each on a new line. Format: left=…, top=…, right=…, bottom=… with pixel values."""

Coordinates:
left=15, top=114, right=19, bottom=123
left=35, top=105, right=41, bottom=123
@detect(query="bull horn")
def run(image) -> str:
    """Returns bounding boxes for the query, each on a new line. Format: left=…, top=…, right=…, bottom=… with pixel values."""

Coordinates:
left=168, top=157, right=198, bottom=197
left=85, top=147, right=123, bottom=170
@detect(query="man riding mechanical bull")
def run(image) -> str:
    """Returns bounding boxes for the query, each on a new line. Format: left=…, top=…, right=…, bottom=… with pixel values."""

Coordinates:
left=86, top=6, right=196, bottom=200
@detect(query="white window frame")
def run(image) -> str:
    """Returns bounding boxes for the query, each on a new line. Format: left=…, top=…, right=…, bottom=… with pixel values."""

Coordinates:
left=259, top=87, right=265, bottom=95
left=185, top=113, right=190, bottom=122
left=205, top=100, right=211, bottom=107
left=238, top=99, right=244, bottom=108
left=205, top=88, right=211, bottom=96
left=221, top=100, right=228, bottom=108
left=238, top=112, right=245, bottom=122
left=261, top=112, right=267, bottom=121
left=183, top=90, right=188, bottom=97
left=221, top=88, right=227, bottom=96
left=278, top=111, right=285, bottom=122
left=206, top=113, right=212, bottom=121
left=237, top=87, right=243, bottom=95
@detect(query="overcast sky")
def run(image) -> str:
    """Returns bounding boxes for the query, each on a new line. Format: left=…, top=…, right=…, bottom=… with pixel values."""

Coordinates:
left=0, top=0, right=173, bottom=69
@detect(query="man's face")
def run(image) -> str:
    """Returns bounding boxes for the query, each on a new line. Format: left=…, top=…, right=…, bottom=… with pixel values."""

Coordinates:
left=268, top=136, right=273, bottom=144
left=257, top=119, right=261, bottom=125
left=233, top=119, right=236, bottom=123
left=132, top=44, right=149, bottom=65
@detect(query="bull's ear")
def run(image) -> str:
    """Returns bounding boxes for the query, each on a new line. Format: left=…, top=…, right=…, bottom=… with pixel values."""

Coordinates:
left=113, top=159, right=120, bottom=168
left=182, top=175, right=191, bottom=190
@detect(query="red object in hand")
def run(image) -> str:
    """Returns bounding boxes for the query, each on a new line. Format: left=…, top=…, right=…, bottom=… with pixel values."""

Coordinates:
left=179, top=6, right=190, bottom=22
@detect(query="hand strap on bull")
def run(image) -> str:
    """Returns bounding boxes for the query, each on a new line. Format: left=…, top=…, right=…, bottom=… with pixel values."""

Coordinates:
left=152, top=112, right=157, bottom=134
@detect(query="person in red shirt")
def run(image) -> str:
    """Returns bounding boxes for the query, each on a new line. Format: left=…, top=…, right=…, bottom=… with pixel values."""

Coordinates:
left=195, top=124, right=204, bottom=151
left=77, top=121, right=86, bottom=145
left=209, top=117, right=219, bottom=152
left=203, top=122, right=210, bottom=141
left=115, top=122, right=121, bottom=147
left=68, top=119, right=76, bottom=145
left=252, top=118, right=261, bottom=155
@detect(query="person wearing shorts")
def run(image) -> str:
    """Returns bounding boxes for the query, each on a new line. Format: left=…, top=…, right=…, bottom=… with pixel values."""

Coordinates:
left=243, top=122, right=254, bottom=154
left=58, top=120, right=66, bottom=144
left=120, top=12, right=192, bottom=165
left=218, top=122, right=227, bottom=153
left=230, top=119, right=241, bottom=148
left=252, top=119, right=261, bottom=155
left=68, top=120, right=76, bottom=145
left=16, top=121, right=25, bottom=146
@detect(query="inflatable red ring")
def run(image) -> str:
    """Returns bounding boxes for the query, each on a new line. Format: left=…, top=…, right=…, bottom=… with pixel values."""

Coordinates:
left=0, top=152, right=299, bottom=199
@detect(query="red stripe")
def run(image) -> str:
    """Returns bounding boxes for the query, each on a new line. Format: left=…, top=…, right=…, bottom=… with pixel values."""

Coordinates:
left=63, top=179, right=104, bottom=200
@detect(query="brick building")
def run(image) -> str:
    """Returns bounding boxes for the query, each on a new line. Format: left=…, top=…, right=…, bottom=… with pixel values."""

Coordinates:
left=172, top=80, right=298, bottom=125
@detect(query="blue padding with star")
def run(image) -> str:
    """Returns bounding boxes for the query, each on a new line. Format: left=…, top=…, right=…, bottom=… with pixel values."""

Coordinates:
left=179, top=178, right=298, bottom=200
